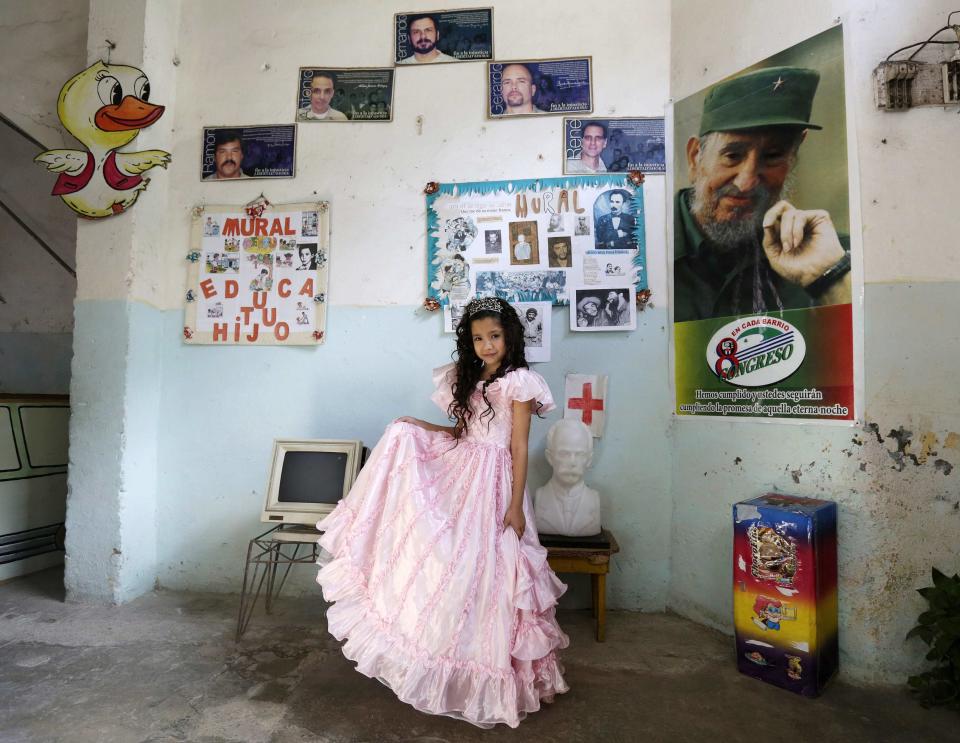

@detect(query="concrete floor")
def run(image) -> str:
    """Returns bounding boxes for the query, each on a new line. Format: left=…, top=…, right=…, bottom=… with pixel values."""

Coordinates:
left=0, top=569, right=955, bottom=743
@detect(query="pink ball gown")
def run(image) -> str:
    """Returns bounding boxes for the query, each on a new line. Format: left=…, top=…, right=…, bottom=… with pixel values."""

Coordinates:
left=316, top=363, right=569, bottom=728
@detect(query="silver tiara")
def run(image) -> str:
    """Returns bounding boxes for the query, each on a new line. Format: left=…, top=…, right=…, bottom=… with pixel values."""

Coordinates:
left=465, top=297, right=502, bottom=316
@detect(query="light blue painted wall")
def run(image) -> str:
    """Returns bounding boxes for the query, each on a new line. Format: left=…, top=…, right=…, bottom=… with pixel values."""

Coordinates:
left=0, top=333, right=74, bottom=395
left=151, top=303, right=673, bottom=610
left=669, top=283, right=960, bottom=683
left=64, top=302, right=127, bottom=600
left=65, top=301, right=162, bottom=603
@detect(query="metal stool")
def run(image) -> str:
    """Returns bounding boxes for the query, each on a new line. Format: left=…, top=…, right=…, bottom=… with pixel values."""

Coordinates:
left=235, top=525, right=321, bottom=641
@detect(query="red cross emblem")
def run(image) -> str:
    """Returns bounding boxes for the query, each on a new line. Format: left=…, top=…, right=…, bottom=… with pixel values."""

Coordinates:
left=568, top=382, right=604, bottom=425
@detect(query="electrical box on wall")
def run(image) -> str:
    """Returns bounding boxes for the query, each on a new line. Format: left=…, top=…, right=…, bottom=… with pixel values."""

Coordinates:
left=874, top=59, right=960, bottom=110
left=874, top=17, right=960, bottom=111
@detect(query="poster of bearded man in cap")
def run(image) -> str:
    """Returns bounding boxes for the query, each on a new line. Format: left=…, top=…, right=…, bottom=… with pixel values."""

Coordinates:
left=671, top=25, right=857, bottom=422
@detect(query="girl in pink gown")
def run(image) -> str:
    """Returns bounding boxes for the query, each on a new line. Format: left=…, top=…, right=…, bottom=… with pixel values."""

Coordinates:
left=316, top=297, right=569, bottom=728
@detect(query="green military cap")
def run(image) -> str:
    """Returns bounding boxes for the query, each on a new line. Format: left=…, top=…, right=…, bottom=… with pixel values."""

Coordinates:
left=699, top=66, right=822, bottom=136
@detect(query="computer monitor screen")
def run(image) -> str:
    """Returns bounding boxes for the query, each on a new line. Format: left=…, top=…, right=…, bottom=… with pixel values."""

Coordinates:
left=277, top=451, right=348, bottom=504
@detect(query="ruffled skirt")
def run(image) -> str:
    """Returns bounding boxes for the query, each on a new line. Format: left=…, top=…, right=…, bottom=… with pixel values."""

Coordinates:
left=317, top=422, right=569, bottom=728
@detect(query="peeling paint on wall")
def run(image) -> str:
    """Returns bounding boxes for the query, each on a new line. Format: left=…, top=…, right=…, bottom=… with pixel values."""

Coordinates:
left=934, top=459, right=954, bottom=476
left=873, top=423, right=955, bottom=475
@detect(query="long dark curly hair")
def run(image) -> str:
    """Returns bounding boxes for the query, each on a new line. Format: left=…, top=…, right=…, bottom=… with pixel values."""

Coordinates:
left=447, top=298, right=529, bottom=436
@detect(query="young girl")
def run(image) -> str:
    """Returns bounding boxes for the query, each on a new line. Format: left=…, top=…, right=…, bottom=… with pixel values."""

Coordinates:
left=316, top=296, right=569, bottom=728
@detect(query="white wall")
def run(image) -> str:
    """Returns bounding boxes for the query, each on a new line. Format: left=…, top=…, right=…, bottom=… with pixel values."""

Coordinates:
left=65, top=0, right=675, bottom=611
left=670, top=0, right=960, bottom=683
left=159, top=0, right=670, bottom=310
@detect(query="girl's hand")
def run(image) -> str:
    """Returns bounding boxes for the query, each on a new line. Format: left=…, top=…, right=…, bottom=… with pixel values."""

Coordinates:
left=503, top=506, right=526, bottom=538
left=395, top=416, right=426, bottom=428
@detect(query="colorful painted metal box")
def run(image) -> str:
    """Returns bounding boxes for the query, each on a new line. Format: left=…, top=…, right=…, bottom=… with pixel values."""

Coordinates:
left=733, top=494, right=838, bottom=696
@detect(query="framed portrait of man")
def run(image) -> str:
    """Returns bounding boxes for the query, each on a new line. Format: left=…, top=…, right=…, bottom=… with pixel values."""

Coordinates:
left=201, top=125, right=296, bottom=181
left=296, top=68, right=395, bottom=122
left=487, top=57, right=592, bottom=118
left=394, top=9, right=494, bottom=65
left=563, top=117, right=665, bottom=175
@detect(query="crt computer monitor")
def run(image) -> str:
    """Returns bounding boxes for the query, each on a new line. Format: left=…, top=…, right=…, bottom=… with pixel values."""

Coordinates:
left=261, top=439, right=363, bottom=527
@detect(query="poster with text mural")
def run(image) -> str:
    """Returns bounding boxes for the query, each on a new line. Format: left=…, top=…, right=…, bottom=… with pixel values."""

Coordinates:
left=671, top=25, right=857, bottom=421
left=184, top=201, right=329, bottom=345
left=425, top=176, right=646, bottom=322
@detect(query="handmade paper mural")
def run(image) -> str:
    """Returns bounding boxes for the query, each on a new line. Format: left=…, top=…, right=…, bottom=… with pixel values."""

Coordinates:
left=35, top=61, right=170, bottom=219
left=426, top=176, right=646, bottom=325
left=184, top=200, right=329, bottom=346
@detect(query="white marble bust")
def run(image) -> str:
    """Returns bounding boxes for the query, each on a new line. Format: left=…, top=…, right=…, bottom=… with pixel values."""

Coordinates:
left=534, top=419, right=601, bottom=537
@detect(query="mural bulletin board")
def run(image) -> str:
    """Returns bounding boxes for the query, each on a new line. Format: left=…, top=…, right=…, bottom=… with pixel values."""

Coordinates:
left=184, top=201, right=330, bottom=345
left=671, top=26, right=857, bottom=422
left=426, top=176, right=646, bottom=330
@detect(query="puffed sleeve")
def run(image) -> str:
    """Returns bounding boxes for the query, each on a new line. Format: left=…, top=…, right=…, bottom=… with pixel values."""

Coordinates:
left=430, top=362, right=456, bottom=415
left=502, top=368, right=556, bottom=414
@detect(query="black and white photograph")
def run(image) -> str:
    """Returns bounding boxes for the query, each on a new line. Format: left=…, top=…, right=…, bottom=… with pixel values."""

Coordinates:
left=475, top=270, right=567, bottom=304
left=206, top=302, right=223, bottom=319
left=574, top=215, right=591, bottom=236
left=301, top=211, right=318, bottom=236
left=296, top=68, right=395, bottom=122
left=593, top=189, right=637, bottom=250
left=437, top=254, right=471, bottom=298
left=546, top=213, right=565, bottom=233
left=488, top=57, right=592, bottom=118
left=446, top=217, right=478, bottom=252
left=508, top=220, right=539, bottom=265
left=296, top=244, right=319, bottom=271
left=201, top=125, right=295, bottom=181
left=571, top=287, right=636, bottom=332
left=513, top=301, right=552, bottom=363
left=394, top=9, right=493, bottom=65
left=564, top=117, right=666, bottom=175
left=483, top=229, right=502, bottom=254
left=442, top=300, right=468, bottom=333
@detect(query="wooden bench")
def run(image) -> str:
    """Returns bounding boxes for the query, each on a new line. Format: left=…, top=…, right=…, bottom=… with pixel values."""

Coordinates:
left=543, top=529, right=620, bottom=642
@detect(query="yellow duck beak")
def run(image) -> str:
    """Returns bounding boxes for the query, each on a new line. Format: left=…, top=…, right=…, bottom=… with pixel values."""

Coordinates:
left=95, top=96, right=164, bottom=132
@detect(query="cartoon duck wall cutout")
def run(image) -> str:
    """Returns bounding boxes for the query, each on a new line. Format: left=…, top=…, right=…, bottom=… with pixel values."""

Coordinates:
left=35, top=61, right=171, bottom=219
